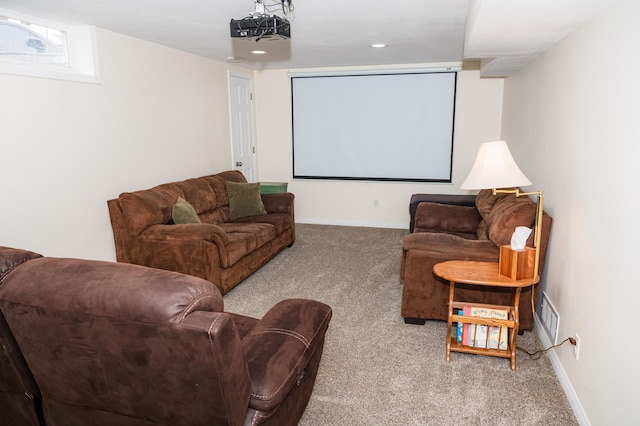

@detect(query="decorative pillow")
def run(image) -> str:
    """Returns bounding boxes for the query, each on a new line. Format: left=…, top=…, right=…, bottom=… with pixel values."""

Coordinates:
left=226, top=181, right=267, bottom=220
left=172, top=197, right=201, bottom=224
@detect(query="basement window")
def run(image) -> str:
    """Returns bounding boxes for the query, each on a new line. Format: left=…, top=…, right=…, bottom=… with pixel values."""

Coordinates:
left=0, top=8, right=100, bottom=84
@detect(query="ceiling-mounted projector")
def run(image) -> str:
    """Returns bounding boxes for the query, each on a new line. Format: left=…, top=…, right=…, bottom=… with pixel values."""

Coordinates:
left=230, top=0, right=292, bottom=41
left=230, top=16, right=290, bottom=40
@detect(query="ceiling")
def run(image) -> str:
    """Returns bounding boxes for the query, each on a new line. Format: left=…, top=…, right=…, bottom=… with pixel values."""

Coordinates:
left=0, top=0, right=617, bottom=77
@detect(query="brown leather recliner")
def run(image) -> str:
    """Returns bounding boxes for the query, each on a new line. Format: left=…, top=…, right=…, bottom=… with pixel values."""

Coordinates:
left=0, top=246, right=332, bottom=426
left=400, top=189, right=552, bottom=331
left=0, top=247, right=44, bottom=426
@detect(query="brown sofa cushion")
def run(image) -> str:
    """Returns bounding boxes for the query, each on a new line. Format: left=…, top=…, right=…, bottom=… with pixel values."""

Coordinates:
left=476, top=220, right=488, bottom=240
left=229, top=212, right=292, bottom=236
left=119, top=183, right=183, bottom=236
left=226, top=182, right=267, bottom=220
left=414, top=202, right=481, bottom=236
left=475, top=190, right=500, bottom=239
left=178, top=178, right=218, bottom=214
left=206, top=170, right=247, bottom=210
left=172, top=197, right=201, bottom=224
left=485, top=194, right=536, bottom=247
left=475, top=189, right=510, bottom=220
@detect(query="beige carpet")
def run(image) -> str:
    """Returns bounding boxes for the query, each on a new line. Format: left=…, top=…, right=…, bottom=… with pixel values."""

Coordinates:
left=223, top=224, right=577, bottom=425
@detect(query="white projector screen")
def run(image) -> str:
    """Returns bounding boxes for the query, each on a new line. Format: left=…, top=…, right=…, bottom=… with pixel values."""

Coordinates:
left=291, top=71, right=457, bottom=182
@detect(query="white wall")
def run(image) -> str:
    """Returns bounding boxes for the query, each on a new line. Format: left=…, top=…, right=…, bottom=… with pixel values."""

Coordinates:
left=0, top=28, right=240, bottom=260
left=501, top=1, right=639, bottom=424
left=253, top=67, right=504, bottom=228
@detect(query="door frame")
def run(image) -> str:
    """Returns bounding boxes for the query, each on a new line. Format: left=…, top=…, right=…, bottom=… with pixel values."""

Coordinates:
left=227, top=70, right=258, bottom=181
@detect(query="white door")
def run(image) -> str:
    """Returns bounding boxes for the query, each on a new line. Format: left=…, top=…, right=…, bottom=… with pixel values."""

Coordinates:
left=228, top=73, right=258, bottom=182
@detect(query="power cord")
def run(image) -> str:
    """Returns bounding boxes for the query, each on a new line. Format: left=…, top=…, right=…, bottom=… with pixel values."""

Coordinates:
left=516, top=336, right=576, bottom=360
left=519, top=292, right=576, bottom=360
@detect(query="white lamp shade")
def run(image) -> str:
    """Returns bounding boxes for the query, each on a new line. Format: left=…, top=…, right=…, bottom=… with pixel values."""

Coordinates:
left=460, top=140, right=532, bottom=190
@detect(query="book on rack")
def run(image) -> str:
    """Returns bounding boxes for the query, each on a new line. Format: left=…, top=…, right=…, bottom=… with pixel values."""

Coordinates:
left=462, top=306, right=472, bottom=346
left=469, top=307, right=508, bottom=350
left=456, top=310, right=463, bottom=342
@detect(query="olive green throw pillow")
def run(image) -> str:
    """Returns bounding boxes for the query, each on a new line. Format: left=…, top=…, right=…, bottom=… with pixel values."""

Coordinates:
left=226, top=181, right=267, bottom=220
left=172, top=197, right=201, bottom=224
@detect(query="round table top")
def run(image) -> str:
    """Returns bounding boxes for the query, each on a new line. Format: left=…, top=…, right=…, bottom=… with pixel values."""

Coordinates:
left=433, top=260, right=540, bottom=288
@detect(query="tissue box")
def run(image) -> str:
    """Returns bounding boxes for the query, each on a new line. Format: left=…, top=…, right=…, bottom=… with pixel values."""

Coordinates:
left=499, top=246, right=536, bottom=280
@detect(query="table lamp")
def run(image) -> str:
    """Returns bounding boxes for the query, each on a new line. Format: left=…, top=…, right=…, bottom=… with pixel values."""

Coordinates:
left=460, top=140, right=544, bottom=277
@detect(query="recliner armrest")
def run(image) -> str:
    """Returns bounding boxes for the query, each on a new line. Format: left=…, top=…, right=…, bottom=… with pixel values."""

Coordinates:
left=241, top=299, right=332, bottom=412
left=0, top=247, right=42, bottom=282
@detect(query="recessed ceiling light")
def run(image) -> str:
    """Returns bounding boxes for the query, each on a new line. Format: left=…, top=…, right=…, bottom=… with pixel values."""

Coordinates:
left=370, top=43, right=387, bottom=48
left=226, top=56, right=245, bottom=63
left=251, top=50, right=267, bottom=55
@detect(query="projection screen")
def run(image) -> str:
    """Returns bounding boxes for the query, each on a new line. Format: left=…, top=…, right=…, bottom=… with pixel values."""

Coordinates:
left=291, top=71, right=457, bottom=182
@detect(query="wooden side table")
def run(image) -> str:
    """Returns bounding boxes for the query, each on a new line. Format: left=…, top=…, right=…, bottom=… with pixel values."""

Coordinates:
left=433, top=260, right=540, bottom=370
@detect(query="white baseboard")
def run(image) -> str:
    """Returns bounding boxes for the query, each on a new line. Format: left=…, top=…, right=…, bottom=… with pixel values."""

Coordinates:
left=535, top=315, right=590, bottom=426
left=295, top=217, right=408, bottom=230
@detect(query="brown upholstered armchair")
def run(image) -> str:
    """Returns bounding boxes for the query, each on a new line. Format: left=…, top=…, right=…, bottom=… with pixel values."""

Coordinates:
left=400, top=189, right=552, bottom=331
left=0, top=246, right=332, bottom=426
left=0, top=247, right=44, bottom=426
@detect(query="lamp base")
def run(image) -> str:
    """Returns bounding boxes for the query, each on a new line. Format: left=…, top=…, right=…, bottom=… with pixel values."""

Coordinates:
left=499, top=246, right=536, bottom=280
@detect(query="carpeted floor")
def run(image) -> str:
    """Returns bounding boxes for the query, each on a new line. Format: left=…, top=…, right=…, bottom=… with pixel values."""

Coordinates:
left=223, top=224, right=578, bottom=425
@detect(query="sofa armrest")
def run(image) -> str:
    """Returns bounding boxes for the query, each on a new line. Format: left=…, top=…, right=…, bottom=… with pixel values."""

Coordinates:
left=141, top=223, right=229, bottom=245
left=400, top=232, right=499, bottom=280
left=402, top=231, right=498, bottom=255
left=261, top=193, right=294, bottom=214
left=414, top=202, right=482, bottom=234
left=133, top=224, right=240, bottom=277
left=241, top=299, right=332, bottom=412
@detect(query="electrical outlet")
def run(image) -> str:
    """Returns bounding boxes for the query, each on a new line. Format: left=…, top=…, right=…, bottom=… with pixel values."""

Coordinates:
left=573, top=333, right=581, bottom=360
left=373, top=198, right=379, bottom=207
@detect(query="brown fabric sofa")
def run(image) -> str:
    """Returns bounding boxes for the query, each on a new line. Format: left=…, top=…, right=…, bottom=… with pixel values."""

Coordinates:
left=400, top=189, right=552, bottom=331
left=0, top=246, right=332, bottom=426
left=108, top=170, right=295, bottom=295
